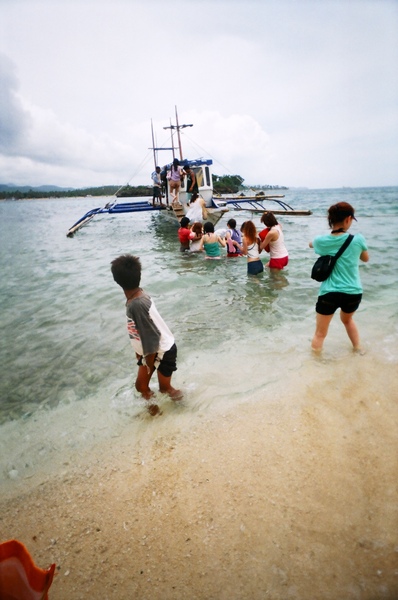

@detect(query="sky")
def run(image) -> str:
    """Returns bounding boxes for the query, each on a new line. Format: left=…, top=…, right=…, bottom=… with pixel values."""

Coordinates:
left=0, top=0, right=397, bottom=190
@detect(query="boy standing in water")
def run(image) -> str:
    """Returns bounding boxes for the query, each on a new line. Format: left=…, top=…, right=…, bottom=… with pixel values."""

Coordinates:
left=111, top=254, right=182, bottom=415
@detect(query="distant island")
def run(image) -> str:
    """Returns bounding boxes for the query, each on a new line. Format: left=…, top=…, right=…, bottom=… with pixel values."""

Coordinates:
left=0, top=175, right=288, bottom=200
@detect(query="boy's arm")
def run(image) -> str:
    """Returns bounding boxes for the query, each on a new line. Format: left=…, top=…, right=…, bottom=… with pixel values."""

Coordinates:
left=130, top=298, right=161, bottom=357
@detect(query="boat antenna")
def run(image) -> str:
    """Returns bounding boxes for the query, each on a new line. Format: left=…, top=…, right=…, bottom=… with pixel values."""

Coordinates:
left=163, top=105, right=193, bottom=161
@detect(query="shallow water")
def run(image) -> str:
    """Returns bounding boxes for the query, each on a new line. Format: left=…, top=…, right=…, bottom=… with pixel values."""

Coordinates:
left=0, top=187, right=397, bottom=487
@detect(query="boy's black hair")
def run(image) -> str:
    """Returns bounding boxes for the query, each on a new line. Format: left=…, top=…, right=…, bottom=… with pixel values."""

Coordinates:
left=180, top=217, right=190, bottom=228
left=227, top=218, right=237, bottom=229
left=111, top=254, right=141, bottom=290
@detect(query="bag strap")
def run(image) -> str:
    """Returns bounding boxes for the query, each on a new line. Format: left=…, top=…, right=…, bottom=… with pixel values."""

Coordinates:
left=332, top=234, right=354, bottom=264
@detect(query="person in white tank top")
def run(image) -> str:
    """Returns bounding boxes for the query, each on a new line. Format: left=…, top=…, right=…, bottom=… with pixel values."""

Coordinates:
left=241, top=220, right=264, bottom=275
left=259, top=211, right=289, bottom=270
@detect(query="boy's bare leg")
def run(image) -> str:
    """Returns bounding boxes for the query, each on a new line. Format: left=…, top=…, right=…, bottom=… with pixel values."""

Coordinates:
left=135, top=363, right=162, bottom=415
left=157, top=371, right=183, bottom=401
left=135, top=363, right=155, bottom=398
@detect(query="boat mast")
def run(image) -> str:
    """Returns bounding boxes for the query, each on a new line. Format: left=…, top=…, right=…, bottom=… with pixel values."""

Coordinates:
left=163, top=106, right=193, bottom=162
left=169, top=118, right=175, bottom=160
left=151, top=119, right=157, bottom=168
left=149, top=118, right=176, bottom=166
left=175, top=106, right=183, bottom=160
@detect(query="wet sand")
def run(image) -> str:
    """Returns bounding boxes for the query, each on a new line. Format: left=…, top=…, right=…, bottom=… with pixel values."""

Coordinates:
left=1, top=356, right=397, bottom=600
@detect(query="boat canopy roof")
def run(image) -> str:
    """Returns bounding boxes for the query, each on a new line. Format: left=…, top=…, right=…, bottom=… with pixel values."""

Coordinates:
left=163, top=158, right=213, bottom=169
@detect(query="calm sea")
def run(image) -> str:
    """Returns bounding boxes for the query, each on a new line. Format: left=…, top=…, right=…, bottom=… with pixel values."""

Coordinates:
left=0, top=187, right=397, bottom=486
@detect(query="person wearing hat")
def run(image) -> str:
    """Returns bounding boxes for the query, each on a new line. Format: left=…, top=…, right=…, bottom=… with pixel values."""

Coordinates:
left=309, top=201, right=369, bottom=352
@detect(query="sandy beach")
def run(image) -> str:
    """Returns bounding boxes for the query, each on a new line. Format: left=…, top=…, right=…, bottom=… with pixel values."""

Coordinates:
left=1, top=354, right=397, bottom=600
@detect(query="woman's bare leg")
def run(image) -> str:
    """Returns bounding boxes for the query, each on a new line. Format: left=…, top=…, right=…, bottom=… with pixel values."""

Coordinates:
left=340, top=310, right=360, bottom=350
left=311, top=313, right=334, bottom=351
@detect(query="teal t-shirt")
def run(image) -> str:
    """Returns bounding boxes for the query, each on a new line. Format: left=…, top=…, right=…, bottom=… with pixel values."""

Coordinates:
left=312, top=233, right=367, bottom=295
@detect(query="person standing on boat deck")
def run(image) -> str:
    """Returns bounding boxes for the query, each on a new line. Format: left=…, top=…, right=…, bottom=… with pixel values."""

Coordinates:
left=184, top=165, right=198, bottom=201
left=259, top=211, right=289, bottom=269
left=111, top=254, right=182, bottom=416
left=309, top=201, right=369, bottom=352
left=241, top=220, right=263, bottom=275
left=167, top=158, right=185, bottom=204
left=160, top=165, right=168, bottom=203
left=151, top=166, right=162, bottom=206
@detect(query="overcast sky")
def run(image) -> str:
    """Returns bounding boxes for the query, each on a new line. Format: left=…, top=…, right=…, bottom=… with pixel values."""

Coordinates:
left=0, top=0, right=397, bottom=189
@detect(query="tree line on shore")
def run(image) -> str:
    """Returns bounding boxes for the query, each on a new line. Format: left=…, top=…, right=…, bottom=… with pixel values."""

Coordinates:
left=0, top=175, right=287, bottom=200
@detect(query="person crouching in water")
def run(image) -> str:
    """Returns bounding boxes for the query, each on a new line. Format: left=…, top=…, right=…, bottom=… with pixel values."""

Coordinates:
left=241, top=220, right=264, bottom=275
left=259, top=211, right=289, bottom=269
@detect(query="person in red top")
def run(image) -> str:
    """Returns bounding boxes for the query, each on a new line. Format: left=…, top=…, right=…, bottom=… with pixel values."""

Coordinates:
left=259, top=211, right=289, bottom=269
left=178, top=216, right=191, bottom=252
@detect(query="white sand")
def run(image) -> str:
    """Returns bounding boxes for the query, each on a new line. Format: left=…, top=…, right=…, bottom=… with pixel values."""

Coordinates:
left=1, top=354, right=397, bottom=599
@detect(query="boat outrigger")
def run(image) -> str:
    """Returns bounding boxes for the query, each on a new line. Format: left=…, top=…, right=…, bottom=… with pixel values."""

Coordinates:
left=66, top=108, right=311, bottom=237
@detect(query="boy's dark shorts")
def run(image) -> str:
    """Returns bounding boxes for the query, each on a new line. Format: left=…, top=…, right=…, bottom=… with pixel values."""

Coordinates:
left=153, top=186, right=161, bottom=198
left=316, top=292, right=362, bottom=316
left=137, top=344, right=177, bottom=377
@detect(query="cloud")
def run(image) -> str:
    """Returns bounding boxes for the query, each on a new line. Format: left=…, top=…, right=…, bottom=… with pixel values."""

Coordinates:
left=0, top=1, right=397, bottom=188
left=0, top=52, right=139, bottom=186
left=0, top=54, right=31, bottom=153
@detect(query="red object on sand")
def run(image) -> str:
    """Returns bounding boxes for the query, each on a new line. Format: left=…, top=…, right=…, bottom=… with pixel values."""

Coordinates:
left=0, top=540, right=56, bottom=600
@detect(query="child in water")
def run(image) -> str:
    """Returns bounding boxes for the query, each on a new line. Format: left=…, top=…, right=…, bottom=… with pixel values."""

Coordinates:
left=199, top=221, right=226, bottom=259
left=111, top=254, right=182, bottom=415
left=178, top=216, right=191, bottom=252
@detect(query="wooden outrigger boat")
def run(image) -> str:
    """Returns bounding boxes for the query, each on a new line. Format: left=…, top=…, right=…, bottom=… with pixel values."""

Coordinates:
left=66, top=155, right=228, bottom=237
left=213, top=192, right=312, bottom=216
left=66, top=108, right=310, bottom=237
left=67, top=109, right=229, bottom=237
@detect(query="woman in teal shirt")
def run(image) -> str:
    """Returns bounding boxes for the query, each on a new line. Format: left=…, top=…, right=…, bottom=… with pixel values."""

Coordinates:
left=310, top=202, right=369, bottom=352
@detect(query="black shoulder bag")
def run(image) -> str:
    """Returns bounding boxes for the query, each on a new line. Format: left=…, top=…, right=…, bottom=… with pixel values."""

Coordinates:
left=311, top=234, right=354, bottom=282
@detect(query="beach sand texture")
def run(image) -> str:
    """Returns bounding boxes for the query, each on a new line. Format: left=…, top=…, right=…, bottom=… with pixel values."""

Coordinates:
left=1, top=354, right=397, bottom=600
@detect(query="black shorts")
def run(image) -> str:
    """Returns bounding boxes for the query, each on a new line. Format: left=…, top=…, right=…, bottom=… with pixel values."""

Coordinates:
left=137, top=343, right=177, bottom=377
left=316, top=292, right=362, bottom=316
left=153, top=186, right=161, bottom=198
